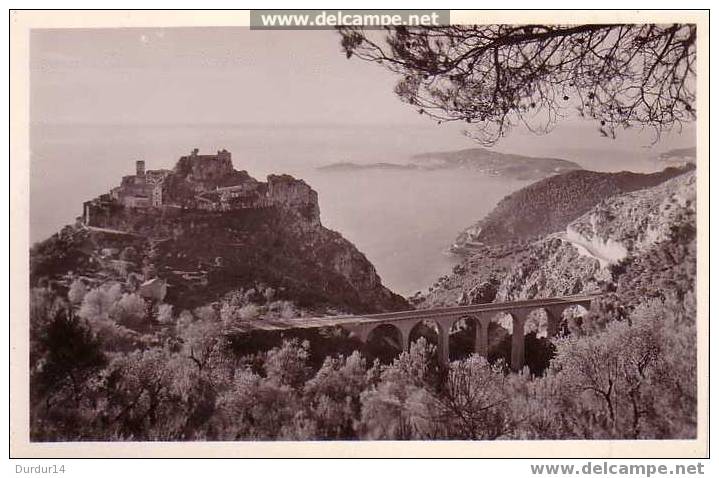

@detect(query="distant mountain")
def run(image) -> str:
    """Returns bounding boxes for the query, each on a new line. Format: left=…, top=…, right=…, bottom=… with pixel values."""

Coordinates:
left=317, top=147, right=582, bottom=180
left=451, top=164, right=695, bottom=253
left=411, top=148, right=582, bottom=179
left=657, top=147, right=696, bottom=164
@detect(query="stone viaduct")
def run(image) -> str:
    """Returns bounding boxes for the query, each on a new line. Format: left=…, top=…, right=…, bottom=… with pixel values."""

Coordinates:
left=230, top=294, right=600, bottom=371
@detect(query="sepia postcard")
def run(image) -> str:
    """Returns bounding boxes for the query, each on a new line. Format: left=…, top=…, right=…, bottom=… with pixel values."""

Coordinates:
left=9, top=9, right=709, bottom=458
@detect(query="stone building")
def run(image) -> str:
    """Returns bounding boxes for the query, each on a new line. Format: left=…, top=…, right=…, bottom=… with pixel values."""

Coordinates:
left=173, top=148, right=233, bottom=183
left=109, top=160, right=170, bottom=209
left=146, top=169, right=171, bottom=207
left=82, top=193, right=114, bottom=225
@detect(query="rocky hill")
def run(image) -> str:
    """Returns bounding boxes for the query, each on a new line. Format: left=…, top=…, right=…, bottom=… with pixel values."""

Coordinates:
left=418, top=170, right=696, bottom=312
left=31, top=150, right=407, bottom=314
left=452, top=164, right=694, bottom=253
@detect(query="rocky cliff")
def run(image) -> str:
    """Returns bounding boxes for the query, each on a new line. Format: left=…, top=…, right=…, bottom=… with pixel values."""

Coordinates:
left=266, top=174, right=321, bottom=226
left=419, top=171, right=696, bottom=312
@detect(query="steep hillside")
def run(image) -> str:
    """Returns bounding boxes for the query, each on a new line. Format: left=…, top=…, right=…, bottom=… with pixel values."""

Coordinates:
left=419, top=171, right=696, bottom=312
left=452, top=164, right=693, bottom=253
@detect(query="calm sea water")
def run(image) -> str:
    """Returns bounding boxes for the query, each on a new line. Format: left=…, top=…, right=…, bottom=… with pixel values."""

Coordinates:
left=30, top=123, right=665, bottom=296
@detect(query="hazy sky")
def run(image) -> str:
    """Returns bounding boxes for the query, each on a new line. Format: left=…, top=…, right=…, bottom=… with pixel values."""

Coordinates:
left=30, top=27, right=695, bottom=155
left=31, top=28, right=430, bottom=126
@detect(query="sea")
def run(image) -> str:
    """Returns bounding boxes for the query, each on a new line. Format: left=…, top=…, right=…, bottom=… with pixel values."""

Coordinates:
left=29, top=123, right=669, bottom=296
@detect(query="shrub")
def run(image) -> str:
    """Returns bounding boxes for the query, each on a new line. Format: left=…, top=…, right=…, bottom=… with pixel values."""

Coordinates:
left=111, top=293, right=147, bottom=329
left=67, top=279, right=87, bottom=305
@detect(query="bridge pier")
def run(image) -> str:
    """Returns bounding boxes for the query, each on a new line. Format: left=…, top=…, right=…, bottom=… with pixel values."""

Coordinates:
left=437, top=323, right=450, bottom=367
left=400, top=329, right=411, bottom=351
left=474, top=316, right=490, bottom=358
left=395, top=322, right=416, bottom=352
left=545, top=306, right=563, bottom=337
left=511, top=311, right=529, bottom=371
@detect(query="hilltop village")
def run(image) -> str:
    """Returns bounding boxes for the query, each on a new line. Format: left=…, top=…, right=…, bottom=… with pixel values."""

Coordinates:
left=82, top=148, right=320, bottom=228
left=67, top=149, right=327, bottom=304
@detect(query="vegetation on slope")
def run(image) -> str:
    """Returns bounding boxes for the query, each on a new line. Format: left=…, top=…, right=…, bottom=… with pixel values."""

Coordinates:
left=454, top=164, right=693, bottom=250
left=29, top=285, right=695, bottom=440
left=30, top=207, right=407, bottom=315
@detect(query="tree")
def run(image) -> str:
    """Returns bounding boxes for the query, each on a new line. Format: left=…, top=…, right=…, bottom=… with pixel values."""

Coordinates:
left=30, top=306, right=106, bottom=440
left=339, top=24, right=696, bottom=145
left=176, top=310, right=195, bottom=331
left=100, top=349, right=218, bottom=440
left=157, top=303, right=174, bottom=324
left=540, top=295, right=695, bottom=439
left=67, top=279, right=87, bottom=305
left=213, top=367, right=299, bottom=440
left=264, top=339, right=313, bottom=389
left=77, top=283, right=122, bottom=322
left=432, top=355, right=514, bottom=439
left=193, top=304, right=218, bottom=322
left=357, top=337, right=441, bottom=439
left=238, top=303, right=261, bottom=321
left=302, top=351, right=370, bottom=438
left=30, top=287, right=66, bottom=368
left=178, top=318, right=225, bottom=372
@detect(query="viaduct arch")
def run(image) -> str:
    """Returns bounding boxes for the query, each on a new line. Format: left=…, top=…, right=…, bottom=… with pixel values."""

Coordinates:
left=228, top=294, right=598, bottom=371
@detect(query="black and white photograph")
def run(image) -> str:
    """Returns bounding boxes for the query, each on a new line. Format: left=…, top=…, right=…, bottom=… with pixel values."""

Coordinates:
left=9, top=9, right=708, bottom=459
